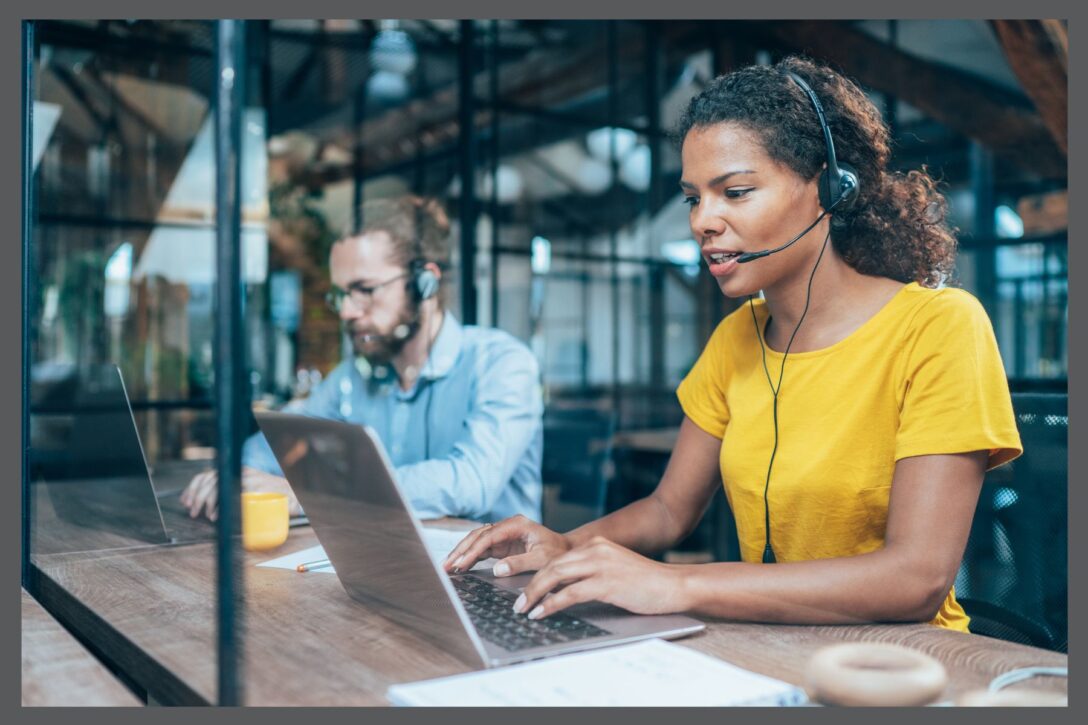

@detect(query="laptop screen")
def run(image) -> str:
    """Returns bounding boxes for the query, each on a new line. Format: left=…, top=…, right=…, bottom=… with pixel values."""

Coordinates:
left=29, top=364, right=170, bottom=554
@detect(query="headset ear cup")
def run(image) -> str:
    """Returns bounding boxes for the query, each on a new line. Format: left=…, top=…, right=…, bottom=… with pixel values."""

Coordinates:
left=818, top=163, right=860, bottom=212
left=415, top=269, right=439, bottom=301
left=836, top=162, right=860, bottom=210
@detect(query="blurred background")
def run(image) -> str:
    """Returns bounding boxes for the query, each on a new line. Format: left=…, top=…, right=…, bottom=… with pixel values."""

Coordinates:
left=24, top=19, right=1068, bottom=648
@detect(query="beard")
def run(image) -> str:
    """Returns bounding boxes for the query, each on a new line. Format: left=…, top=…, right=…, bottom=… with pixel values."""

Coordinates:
left=348, top=300, right=420, bottom=365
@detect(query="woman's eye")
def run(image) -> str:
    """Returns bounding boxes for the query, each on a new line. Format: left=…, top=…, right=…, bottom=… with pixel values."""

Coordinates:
left=683, top=197, right=699, bottom=207
left=726, top=188, right=754, bottom=199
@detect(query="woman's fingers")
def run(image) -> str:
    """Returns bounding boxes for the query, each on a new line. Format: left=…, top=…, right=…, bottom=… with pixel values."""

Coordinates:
left=443, top=520, right=507, bottom=570
left=444, top=516, right=531, bottom=573
left=514, top=552, right=595, bottom=614
left=525, top=581, right=599, bottom=620
left=492, top=548, right=553, bottom=577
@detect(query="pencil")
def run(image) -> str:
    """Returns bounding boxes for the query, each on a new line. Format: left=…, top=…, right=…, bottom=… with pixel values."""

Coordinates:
left=296, top=558, right=332, bottom=572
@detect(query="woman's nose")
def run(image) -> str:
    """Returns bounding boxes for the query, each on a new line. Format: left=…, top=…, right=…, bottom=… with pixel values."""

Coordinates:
left=691, top=204, right=726, bottom=240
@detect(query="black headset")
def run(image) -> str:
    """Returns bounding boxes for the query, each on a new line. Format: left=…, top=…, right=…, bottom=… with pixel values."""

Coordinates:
left=787, top=71, right=860, bottom=215
left=406, top=258, right=440, bottom=460
left=751, top=70, right=860, bottom=564
left=409, top=258, right=441, bottom=303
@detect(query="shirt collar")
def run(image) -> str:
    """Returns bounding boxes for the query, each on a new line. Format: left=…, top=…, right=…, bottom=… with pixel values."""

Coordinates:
left=419, top=312, right=463, bottom=381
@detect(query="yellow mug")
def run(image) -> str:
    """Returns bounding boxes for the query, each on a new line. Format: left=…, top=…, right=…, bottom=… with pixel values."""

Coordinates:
left=241, top=492, right=290, bottom=551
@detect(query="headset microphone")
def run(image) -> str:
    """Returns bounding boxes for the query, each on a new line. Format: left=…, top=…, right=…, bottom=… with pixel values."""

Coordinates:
left=736, top=209, right=830, bottom=264
left=736, top=72, right=858, bottom=268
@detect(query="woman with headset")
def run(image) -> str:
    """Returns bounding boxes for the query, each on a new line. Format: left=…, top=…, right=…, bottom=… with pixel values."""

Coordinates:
left=444, top=56, right=1022, bottom=631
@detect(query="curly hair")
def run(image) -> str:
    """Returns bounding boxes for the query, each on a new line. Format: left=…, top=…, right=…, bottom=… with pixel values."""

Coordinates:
left=674, top=56, right=957, bottom=288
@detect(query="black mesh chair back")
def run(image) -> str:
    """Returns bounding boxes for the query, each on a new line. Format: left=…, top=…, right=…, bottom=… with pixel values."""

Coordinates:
left=541, top=408, right=616, bottom=516
left=955, top=392, right=1067, bottom=651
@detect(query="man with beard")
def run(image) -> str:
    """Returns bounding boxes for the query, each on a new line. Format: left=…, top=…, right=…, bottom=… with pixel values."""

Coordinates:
left=180, top=196, right=543, bottom=523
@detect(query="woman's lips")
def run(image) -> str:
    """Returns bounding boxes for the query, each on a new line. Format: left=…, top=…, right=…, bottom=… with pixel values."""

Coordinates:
left=706, top=254, right=741, bottom=277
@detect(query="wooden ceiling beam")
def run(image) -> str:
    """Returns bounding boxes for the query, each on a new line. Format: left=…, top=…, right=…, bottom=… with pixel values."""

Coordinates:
left=989, top=20, right=1067, bottom=155
left=749, top=20, right=1066, bottom=179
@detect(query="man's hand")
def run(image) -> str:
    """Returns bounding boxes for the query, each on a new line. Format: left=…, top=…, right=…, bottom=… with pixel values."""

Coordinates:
left=179, top=466, right=303, bottom=521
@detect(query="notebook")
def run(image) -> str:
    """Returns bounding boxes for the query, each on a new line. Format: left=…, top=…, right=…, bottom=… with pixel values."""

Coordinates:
left=386, top=638, right=807, bottom=706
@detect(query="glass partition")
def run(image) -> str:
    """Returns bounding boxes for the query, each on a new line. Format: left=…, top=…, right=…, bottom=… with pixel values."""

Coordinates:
left=24, top=19, right=267, bottom=704
left=22, top=18, right=1068, bottom=706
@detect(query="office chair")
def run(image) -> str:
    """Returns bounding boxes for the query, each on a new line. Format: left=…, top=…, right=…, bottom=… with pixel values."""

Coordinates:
left=540, top=407, right=616, bottom=530
left=955, top=392, right=1067, bottom=652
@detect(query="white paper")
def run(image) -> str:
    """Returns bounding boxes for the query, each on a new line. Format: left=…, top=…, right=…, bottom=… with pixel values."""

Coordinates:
left=257, top=527, right=490, bottom=573
left=386, top=639, right=807, bottom=707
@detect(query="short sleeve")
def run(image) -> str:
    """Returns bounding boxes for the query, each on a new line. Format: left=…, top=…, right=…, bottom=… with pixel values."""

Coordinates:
left=676, top=318, right=733, bottom=439
left=895, top=290, right=1023, bottom=470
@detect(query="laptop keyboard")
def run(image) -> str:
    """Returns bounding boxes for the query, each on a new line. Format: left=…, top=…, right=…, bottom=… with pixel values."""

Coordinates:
left=452, top=574, right=612, bottom=652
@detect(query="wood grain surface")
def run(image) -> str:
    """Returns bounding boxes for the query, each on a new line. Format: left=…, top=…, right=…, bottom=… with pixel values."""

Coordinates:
left=22, top=588, right=142, bottom=706
left=30, top=521, right=1067, bottom=706
left=27, top=463, right=1067, bottom=706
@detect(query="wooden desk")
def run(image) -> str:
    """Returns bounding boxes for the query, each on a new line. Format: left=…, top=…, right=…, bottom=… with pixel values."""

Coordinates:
left=22, top=588, right=142, bottom=706
left=30, top=518, right=1067, bottom=706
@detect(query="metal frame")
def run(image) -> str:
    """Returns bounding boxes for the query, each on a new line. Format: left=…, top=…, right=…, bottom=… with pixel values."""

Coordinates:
left=213, top=19, right=247, bottom=706
left=607, top=21, right=621, bottom=405
left=21, top=20, right=36, bottom=589
left=488, top=20, right=501, bottom=328
left=458, top=20, right=479, bottom=324
left=645, top=23, right=665, bottom=388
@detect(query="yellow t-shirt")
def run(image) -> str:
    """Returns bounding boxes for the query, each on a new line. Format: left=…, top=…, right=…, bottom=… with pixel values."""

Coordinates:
left=676, top=282, right=1023, bottom=632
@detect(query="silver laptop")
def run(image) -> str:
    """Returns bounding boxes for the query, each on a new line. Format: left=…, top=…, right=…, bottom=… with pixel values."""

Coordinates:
left=30, top=364, right=306, bottom=554
left=254, top=410, right=705, bottom=668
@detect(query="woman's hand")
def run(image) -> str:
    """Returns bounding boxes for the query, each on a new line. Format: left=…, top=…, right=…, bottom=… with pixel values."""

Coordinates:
left=442, top=514, right=572, bottom=576
left=511, top=536, right=689, bottom=619
left=179, top=466, right=303, bottom=521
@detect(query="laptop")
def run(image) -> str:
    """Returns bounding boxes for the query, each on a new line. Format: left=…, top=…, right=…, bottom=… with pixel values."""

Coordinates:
left=29, top=364, right=299, bottom=553
left=254, top=410, right=705, bottom=668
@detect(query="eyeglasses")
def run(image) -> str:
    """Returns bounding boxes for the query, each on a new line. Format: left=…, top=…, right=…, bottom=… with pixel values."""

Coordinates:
left=326, top=271, right=411, bottom=312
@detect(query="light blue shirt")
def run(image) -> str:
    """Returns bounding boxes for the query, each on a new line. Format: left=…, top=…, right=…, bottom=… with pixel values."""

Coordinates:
left=243, top=314, right=543, bottom=523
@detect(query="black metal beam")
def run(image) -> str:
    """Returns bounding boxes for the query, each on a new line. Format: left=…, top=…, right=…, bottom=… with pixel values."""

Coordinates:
left=36, top=20, right=213, bottom=60
left=971, top=142, right=998, bottom=322
left=49, top=64, right=110, bottom=134
left=956, top=231, right=1067, bottom=250
left=351, top=27, right=372, bottom=235
left=488, top=20, right=500, bottom=328
left=22, top=20, right=36, bottom=590
left=279, top=38, right=320, bottom=103
left=646, top=25, right=668, bottom=387
left=490, top=99, right=662, bottom=138
left=492, top=244, right=688, bottom=269
left=457, top=20, right=478, bottom=324
left=30, top=399, right=216, bottom=415
left=37, top=212, right=221, bottom=232
left=213, top=19, right=246, bottom=707
left=608, top=21, right=621, bottom=405
left=415, top=19, right=459, bottom=51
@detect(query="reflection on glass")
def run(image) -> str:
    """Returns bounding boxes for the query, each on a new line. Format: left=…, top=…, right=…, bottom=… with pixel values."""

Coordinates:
left=29, top=364, right=225, bottom=556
